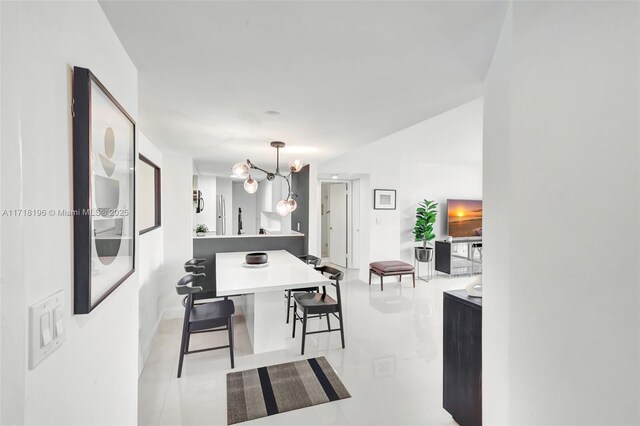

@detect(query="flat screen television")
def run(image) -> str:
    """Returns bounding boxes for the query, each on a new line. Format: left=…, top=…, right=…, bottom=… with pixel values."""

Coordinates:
left=447, top=199, right=483, bottom=238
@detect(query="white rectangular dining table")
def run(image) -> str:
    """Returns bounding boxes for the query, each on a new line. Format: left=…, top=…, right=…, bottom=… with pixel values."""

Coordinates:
left=216, top=250, right=330, bottom=353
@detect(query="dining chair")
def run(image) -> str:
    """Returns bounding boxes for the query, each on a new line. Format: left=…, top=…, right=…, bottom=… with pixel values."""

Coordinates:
left=291, top=265, right=345, bottom=355
left=184, top=258, right=229, bottom=301
left=175, top=273, right=235, bottom=378
left=285, top=255, right=321, bottom=323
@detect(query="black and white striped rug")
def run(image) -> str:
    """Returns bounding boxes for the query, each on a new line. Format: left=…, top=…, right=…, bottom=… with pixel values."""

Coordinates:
left=226, top=357, right=351, bottom=424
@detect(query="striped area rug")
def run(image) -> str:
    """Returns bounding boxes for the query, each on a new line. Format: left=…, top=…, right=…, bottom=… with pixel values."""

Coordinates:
left=226, top=356, right=351, bottom=424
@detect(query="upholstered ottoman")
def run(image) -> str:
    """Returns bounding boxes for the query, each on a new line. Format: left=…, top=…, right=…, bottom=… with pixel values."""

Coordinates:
left=369, top=261, right=415, bottom=291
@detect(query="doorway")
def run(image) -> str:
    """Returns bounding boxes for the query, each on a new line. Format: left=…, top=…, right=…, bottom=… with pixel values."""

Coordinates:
left=321, top=182, right=349, bottom=268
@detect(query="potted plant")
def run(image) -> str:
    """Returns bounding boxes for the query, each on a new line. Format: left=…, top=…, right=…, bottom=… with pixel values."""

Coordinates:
left=413, top=199, right=438, bottom=262
left=194, top=224, right=209, bottom=237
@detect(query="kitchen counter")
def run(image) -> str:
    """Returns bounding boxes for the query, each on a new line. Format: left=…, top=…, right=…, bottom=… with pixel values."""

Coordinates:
left=193, top=231, right=304, bottom=239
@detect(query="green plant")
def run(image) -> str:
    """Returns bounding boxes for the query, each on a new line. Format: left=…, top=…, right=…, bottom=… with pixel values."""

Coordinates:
left=194, top=224, right=209, bottom=233
left=413, top=199, right=438, bottom=248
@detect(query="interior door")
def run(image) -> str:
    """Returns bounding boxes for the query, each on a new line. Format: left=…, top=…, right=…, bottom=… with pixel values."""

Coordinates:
left=329, top=183, right=348, bottom=267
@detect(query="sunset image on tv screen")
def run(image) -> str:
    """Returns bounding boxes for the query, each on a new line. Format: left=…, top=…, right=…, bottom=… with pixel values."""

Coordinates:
left=447, top=199, right=483, bottom=238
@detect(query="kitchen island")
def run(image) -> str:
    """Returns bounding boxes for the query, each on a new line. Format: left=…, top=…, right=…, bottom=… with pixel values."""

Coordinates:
left=192, top=231, right=305, bottom=297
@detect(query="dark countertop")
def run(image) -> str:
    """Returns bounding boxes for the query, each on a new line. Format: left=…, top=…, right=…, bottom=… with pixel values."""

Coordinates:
left=444, top=289, right=483, bottom=309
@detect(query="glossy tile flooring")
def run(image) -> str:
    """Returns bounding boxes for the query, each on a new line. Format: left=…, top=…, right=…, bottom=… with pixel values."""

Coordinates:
left=139, top=268, right=474, bottom=425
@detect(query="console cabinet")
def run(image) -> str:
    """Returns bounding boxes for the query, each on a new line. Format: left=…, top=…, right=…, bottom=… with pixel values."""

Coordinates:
left=443, top=290, right=482, bottom=426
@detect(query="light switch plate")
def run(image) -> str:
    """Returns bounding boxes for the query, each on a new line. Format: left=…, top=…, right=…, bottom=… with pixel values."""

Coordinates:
left=29, top=290, right=65, bottom=369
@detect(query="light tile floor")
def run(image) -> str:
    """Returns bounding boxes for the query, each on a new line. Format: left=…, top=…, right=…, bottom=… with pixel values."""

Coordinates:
left=139, top=267, right=474, bottom=426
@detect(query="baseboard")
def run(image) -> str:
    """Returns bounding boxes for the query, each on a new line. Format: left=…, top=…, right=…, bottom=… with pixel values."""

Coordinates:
left=138, top=305, right=184, bottom=377
left=138, top=314, right=162, bottom=377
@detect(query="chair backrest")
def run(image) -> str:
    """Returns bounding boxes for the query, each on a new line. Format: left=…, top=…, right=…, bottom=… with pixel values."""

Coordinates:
left=315, top=265, right=344, bottom=304
left=298, top=254, right=321, bottom=267
left=184, top=258, right=206, bottom=274
left=316, top=265, right=343, bottom=281
left=175, top=273, right=206, bottom=296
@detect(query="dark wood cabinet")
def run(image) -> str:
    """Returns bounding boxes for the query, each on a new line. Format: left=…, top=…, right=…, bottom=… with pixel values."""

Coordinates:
left=443, top=290, right=482, bottom=426
left=435, top=241, right=452, bottom=274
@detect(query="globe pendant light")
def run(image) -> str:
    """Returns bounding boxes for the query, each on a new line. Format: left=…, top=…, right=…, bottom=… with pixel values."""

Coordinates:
left=231, top=161, right=250, bottom=178
left=276, top=199, right=290, bottom=216
left=244, top=175, right=258, bottom=194
left=231, top=141, right=303, bottom=216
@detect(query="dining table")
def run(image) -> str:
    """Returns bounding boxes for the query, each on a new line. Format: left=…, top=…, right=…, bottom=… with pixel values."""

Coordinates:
left=216, top=250, right=330, bottom=354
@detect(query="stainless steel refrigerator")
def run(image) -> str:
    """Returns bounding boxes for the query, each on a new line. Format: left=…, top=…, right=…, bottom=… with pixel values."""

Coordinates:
left=216, top=195, right=226, bottom=235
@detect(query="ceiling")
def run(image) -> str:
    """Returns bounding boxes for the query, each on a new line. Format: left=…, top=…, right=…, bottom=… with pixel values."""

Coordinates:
left=100, top=1, right=507, bottom=173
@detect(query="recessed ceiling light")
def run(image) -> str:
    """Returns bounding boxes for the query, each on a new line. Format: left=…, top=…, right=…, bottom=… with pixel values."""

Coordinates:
left=264, top=110, right=281, bottom=116
left=331, top=174, right=339, bottom=180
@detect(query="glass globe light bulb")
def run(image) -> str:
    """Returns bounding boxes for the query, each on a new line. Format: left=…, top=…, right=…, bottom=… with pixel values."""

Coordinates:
left=287, top=198, right=297, bottom=212
left=244, top=176, right=258, bottom=194
left=289, top=159, right=303, bottom=173
left=276, top=199, right=289, bottom=216
left=231, top=161, right=249, bottom=178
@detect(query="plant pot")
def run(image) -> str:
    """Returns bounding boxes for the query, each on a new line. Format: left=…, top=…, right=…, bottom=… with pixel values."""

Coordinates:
left=196, top=232, right=206, bottom=237
left=414, top=247, right=433, bottom=263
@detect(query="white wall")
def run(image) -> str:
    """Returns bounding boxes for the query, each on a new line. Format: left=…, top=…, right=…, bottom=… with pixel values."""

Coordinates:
left=0, top=1, right=138, bottom=424
left=232, top=182, right=257, bottom=235
left=483, top=2, right=640, bottom=424
left=481, top=5, right=511, bottom=424
left=318, top=99, right=483, bottom=278
left=137, top=132, right=164, bottom=374
left=0, top=2, right=3, bottom=418
left=160, top=153, right=194, bottom=314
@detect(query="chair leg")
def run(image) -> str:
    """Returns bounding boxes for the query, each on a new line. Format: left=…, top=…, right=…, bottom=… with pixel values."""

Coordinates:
left=228, top=316, right=235, bottom=369
left=380, top=274, right=384, bottom=291
left=177, top=310, right=190, bottom=378
left=338, top=310, right=345, bottom=349
left=412, top=273, right=416, bottom=287
left=301, top=310, right=308, bottom=355
left=292, top=302, right=297, bottom=338
left=286, top=290, right=292, bottom=324
left=369, top=270, right=372, bottom=285
left=326, top=313, right=331, bottom=331
left=399, top=275, right=402, bottom=282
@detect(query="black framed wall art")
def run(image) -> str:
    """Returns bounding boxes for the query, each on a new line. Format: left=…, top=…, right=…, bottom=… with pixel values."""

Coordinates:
left=72, top=66, right=136, bottom=314
left=138, top=154, right=161, bottom=234
left=374, top=189, right=396, bottom=210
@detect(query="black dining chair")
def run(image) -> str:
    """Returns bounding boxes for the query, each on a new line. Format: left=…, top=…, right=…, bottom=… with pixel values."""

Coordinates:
left=291, top=265, right=345, bottom=355
left=285, top=255, right=322, bottom=323
left=184, top=258, right=229, bottom=301
left=175, top=273, right=235, bottom=378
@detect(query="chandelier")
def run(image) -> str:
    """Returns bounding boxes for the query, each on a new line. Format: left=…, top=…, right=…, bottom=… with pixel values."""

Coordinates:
left=231, top=141, right=304, bottom=216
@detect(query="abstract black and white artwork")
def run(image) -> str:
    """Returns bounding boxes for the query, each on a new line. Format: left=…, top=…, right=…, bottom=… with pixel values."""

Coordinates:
left=373, top=189, right=396, bottom=210
left=73, top=67, right=136, bottom=314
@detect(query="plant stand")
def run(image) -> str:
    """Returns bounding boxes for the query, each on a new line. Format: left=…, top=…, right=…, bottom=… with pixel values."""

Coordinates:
left=414, top=247, right=434, bottom=282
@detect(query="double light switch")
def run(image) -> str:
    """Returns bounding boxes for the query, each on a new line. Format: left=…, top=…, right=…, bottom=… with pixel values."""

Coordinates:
left=29, top=290, right=65, bottom=369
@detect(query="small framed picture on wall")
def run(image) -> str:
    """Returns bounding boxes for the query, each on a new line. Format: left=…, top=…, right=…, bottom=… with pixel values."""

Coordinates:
left=374, top=189, right=396, bottom=210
